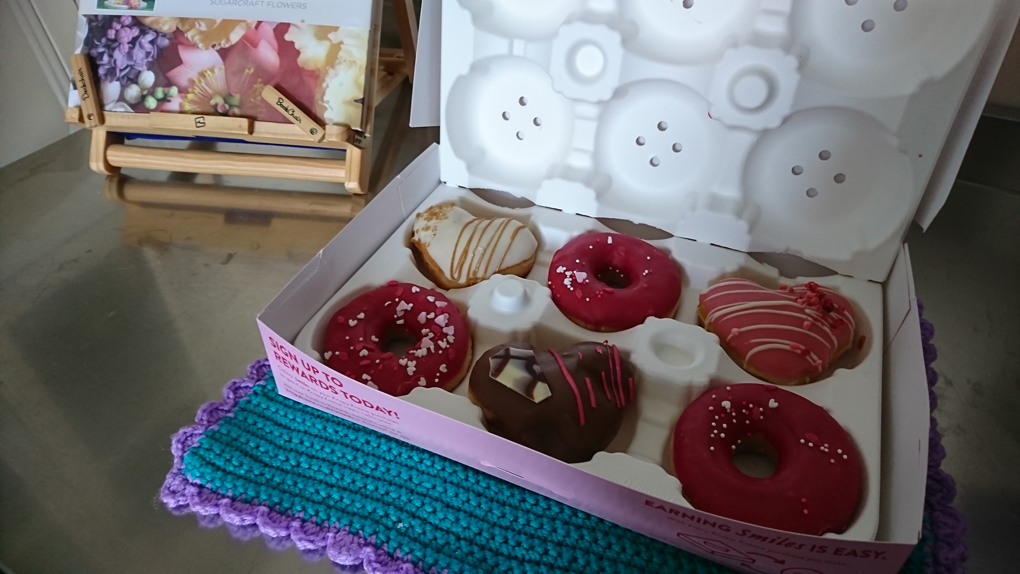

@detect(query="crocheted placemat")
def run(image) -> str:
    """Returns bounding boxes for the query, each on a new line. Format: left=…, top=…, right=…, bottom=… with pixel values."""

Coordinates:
left=161, top=305, right=966, bottom=573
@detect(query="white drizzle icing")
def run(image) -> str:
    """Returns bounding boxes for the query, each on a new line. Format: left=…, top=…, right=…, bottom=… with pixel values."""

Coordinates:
left=710, top=305, right=838, bottom=347
left=728, top=323, right=832, bottom=349
left=743, top=338, right=823, bottom=369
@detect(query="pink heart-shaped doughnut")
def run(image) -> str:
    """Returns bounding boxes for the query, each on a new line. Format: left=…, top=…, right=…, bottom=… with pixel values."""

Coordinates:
left=698, top=279, right=857, bottom=386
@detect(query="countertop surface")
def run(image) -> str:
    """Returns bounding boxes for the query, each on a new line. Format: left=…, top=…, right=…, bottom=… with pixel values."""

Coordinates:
left=2, top=102, right=1019, bottom=572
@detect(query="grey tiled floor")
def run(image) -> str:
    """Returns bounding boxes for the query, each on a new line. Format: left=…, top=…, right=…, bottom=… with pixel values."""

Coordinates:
left=0, top=84, right=428, bottom=574
left=2, top=109, right=1019, bottom=573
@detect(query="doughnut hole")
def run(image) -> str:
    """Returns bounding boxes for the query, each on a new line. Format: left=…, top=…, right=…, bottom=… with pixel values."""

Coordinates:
left=595, top=266, right=631, bottom=289
left=380, top=325, right=418, bottom=355
left=730, top=433, right=779, bottom=479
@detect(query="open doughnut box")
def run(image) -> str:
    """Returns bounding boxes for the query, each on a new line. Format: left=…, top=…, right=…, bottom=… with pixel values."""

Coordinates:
left=258, top=1, right=1020, bottom=572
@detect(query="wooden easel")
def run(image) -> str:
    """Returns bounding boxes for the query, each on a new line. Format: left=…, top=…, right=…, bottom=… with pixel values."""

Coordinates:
left=103, top=174, right=368, bottom=260
left=66, top=0, right=418, bottom=197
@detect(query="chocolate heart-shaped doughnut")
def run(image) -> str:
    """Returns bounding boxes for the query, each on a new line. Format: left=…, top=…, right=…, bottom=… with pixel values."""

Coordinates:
left=698, top=278, right=857, bottom=386
left=468, top=341, right=636, bottom=463
left=411, top=202, right=538, bottom=290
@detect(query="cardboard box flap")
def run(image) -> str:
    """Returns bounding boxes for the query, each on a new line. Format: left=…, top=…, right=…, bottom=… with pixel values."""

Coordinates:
left=914, top=0, right=1020, bottom=229
left=878, top=245, right=928, bottom=543
left=430, top=0, right=1010, bottom=283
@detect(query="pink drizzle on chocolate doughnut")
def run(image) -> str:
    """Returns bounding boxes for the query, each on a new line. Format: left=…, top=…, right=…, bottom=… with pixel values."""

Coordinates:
left=550, top=350, right=586, bottom=426
left=548, top=341, right=634, bottom=426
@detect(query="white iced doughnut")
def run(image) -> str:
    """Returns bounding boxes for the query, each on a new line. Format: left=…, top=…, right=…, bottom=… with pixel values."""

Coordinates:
left=411, top=202, right=539, bottom=290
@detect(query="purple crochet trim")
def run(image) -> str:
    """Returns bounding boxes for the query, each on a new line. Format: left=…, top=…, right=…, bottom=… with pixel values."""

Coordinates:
left=918, top=303, right=968, bottom=574
left=159, top=358, right=429, bottom=574
left=162, top=302, right=968, bottom=574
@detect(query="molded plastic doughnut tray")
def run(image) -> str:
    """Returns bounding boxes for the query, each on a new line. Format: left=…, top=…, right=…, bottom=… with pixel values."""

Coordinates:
left=439, top=0, right=1000, bottom=282
left=295, top=186, right=884, bottom=540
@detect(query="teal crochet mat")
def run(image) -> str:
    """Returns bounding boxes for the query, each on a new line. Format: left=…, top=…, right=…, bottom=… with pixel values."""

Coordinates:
left=163, top=366, right=934, bottom=574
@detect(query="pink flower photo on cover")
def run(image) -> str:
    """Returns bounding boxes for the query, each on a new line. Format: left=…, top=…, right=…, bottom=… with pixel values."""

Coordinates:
left=75, top=16, right=369, bottom=128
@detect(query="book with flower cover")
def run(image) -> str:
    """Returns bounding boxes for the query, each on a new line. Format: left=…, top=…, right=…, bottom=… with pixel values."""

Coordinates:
left=69, top=0, right=377, bottom=132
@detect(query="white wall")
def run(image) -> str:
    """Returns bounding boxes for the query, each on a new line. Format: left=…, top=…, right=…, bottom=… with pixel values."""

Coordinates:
left=0, top=0, right=78, bottom=168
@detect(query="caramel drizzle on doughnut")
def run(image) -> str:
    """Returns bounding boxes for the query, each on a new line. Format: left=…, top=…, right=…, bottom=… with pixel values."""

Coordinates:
left=703, top=279, right=855, bottom=373
left=550, top=342, right=632, bottom=426
left=450, top=217, right=528, bottom=285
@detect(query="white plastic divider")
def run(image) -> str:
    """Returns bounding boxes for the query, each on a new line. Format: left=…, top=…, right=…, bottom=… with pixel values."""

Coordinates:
left=439, top=0, right=1002, bottom=282
left=295, top=185, right=885, bottom=541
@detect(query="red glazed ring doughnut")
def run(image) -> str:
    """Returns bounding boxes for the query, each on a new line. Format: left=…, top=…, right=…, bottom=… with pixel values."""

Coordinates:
left=323, top=281, right=472, bottom=396
left=672, top=384, right=863, bottom=536
left=547, top=233, right=682, bottom=332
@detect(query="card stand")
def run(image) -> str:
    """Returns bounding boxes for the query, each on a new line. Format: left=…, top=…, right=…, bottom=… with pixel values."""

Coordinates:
left=66, top=0, right=418, bottom=197
left=292, top=184, right=885, bottom=542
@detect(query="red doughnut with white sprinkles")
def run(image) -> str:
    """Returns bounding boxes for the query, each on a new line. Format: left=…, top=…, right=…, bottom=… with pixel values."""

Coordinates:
left=548, top=232, right=683, bottom=332
left=323, top=281, right=472, bottom=396
left=672, top=383, right=863, bottom=536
